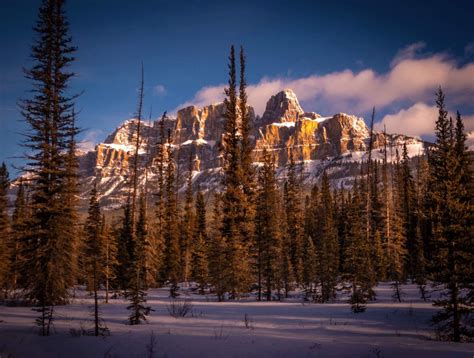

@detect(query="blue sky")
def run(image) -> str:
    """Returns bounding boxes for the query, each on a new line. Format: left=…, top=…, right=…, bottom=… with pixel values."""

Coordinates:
left=1, top=0, right=474, bottom=173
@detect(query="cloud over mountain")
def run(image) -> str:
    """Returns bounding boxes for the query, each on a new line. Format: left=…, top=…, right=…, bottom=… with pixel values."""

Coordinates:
left=177, top=43, right=474, bottom=137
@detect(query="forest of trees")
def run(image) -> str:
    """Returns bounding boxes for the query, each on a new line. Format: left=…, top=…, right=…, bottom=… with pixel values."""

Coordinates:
left=0, top=0, right=472, bottom=343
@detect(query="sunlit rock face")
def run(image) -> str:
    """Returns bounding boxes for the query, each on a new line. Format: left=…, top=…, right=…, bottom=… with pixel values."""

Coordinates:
left=76, top=89, right=426, bottom=210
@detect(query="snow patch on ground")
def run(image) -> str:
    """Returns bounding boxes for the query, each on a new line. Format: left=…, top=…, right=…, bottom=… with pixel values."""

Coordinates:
left=1, top=283, right=471, bottom=357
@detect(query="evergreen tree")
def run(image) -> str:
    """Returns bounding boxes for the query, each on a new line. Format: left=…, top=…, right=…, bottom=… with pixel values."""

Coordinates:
left=154, top=112, right=167, bottom=285
left=8, top=179, right=28, bottom=294
left=239, top=46, right=256, bottom=254
left=101, top=216, right=117, bottom=304
left=208, top=194, right=226, bottom=301
left=136, top=192, right=156, bottom=288
left=0, top=163, right=10, bottom=295
left=316, top=172, right=339, bottom=302
left=381, top=129, right=392, bottom=282
left=191, top=189, right=209, bottom=294
left=301, top=234, right=317, bottom=300
left=255, top=149, right=282, bottom=301
left=221, top=45, right=250, bottom=298
left=428, top=89, right=473, bottom=341
left=162, top=130, right=180, bottom=297
left=283, top=151, right=304, bottom=284
left=400, top=143, right=418, bottom=279
left=19, top=0, right=80, bottom=334
left=414, top=156, right=429, bottom=300
left=344, top=179, right=374, bottom=312
left=83, top=186, right=108, bottom=336
left=180, top=154, right=195, bottom=285
left=116, top=197, right=135, bottom=290
left=389, top=148, right=407, bottom=302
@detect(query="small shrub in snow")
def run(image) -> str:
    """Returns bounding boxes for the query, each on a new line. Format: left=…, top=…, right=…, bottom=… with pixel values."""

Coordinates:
left=243, top=313, right=254, bottom=330
left=213, top=325, right=229, bottom=340
left=167, top=298, right=193, bottom=318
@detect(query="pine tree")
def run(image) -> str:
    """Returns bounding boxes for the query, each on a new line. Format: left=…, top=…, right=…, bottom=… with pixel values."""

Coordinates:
left=116, top=197, right=135, bottom=290
left=370, top=161, right=385, bottom=280
left=162, top=130, right=181, bottom=297
left=101, top=216, right=117, bottom=304
left=255, top=149, right=282, bottom=301
left=191, top=189, right=209, bottom=294
left=344, top=179, right=374, bottom=313
left=301, top=234, right=317, bottom=300
left=154, top=112, right=167, bottom=285
left=381, top=129, right=392, bottom=282
left=400, top=142, right=418, bottom=279
left=136, top=192, right=156, bottom=288
left=389, top=148, right=407, bottom=302
left=239, top=46, right=256, bottom=253
left=8, top=179, right=28, bottom=295
left=83, top=186, right=108, bottom=336
left=208, top=194, right=226, bottom=301
left=0, top=163, right=10, bottom=296
left=221, top=45, right=250, bottom=299
left=62, top=108, right=80, bottom=291
left=19, top=0, right=80, bottom=334
left=428, top=89, right=473, bottom=341
left=180, top=154, right=195, bottom=285
left=316, top=172, right=339, bottom=302
left=283, top=151, right=304, bottom=284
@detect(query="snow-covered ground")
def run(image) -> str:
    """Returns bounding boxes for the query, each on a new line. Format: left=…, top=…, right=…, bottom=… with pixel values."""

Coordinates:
left=1, top=283, right=472, bottom=357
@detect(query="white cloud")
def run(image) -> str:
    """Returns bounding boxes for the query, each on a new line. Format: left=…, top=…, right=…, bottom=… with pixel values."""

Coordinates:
left=390, top=42, right=426, bottom=67
left=153, top=84, right=167, bottom=96
left=374, top=103, right=437, bottom=137
left=176, top=43, right=474, bottom=118
left=78, top=130, right=102, bottom=152
left=375, top=102, right=474, bottom=137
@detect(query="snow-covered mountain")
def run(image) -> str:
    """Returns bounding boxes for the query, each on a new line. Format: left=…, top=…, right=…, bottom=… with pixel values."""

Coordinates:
left=77, top=89, right=426, bottom=210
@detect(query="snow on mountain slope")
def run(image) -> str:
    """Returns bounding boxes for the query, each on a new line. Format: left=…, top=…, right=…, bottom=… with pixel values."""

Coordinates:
left=75, top=89, right=427, bottom=210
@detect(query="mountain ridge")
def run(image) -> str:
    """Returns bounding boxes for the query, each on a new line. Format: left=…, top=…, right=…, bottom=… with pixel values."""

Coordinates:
left=75, top=89, right=426, bottom=210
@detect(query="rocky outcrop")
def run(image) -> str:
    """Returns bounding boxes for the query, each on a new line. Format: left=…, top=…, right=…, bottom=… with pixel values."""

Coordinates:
left=260, top=89, right=305, bottom=125
left=76, top=89, right=426, bottom=209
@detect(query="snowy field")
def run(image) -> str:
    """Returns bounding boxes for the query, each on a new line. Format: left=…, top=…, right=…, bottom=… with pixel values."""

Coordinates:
left=1, top=283, right=473, bottom=358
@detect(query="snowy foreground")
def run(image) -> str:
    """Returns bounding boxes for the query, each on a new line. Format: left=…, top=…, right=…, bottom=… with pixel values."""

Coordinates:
left=1, top=283, right=473, bottom=358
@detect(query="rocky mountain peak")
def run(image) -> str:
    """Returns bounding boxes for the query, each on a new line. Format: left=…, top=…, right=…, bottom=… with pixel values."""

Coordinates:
left=261, top=89, right=304, bottom=124
left=72, top=89, right=426, bottom=210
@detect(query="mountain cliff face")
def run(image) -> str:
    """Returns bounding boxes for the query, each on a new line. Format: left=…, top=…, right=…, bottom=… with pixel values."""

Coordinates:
left=77, top=89, right=425, bottom=210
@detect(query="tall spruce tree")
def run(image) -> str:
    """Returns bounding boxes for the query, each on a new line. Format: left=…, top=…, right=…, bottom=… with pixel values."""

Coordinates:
left=255, top=149, right=282, bottom=301
left=239, top=46, right=256, bottom=253
left=101, top=216, right=117, bottom=304
left=221, top=45, right=250, bottom=299
left=316, top=172, right=339, bottom=302
left=208, top=194, right=226, bottom=301
left=83, top=186, right=108, bottom=336
left=191, top=188, right=209, bottom=295
left=400, top=142, right=418, bottom=280
left=162, top=130, right=181, bottom=297
left=428, top=89, right=473, bottom=342
left=154, top=112, right=167, bottom=285
left=390, top=148, right=407, bottom=302
left=414, top=156, right=429, bottom=300
left=135, top=192, right=156, bottom=288
left=0, top=163, right=10, bottom=295
left=8, top=179, right=28, bottom=295
left=344, top=179, right=375, bottom=312
left=283, top=150, right=304, bottom=285
left=116, top=197, right=135, bottom=290
left=19, top=0, right=79, bottom=335
left=180, top=154, right=195, bottom=285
